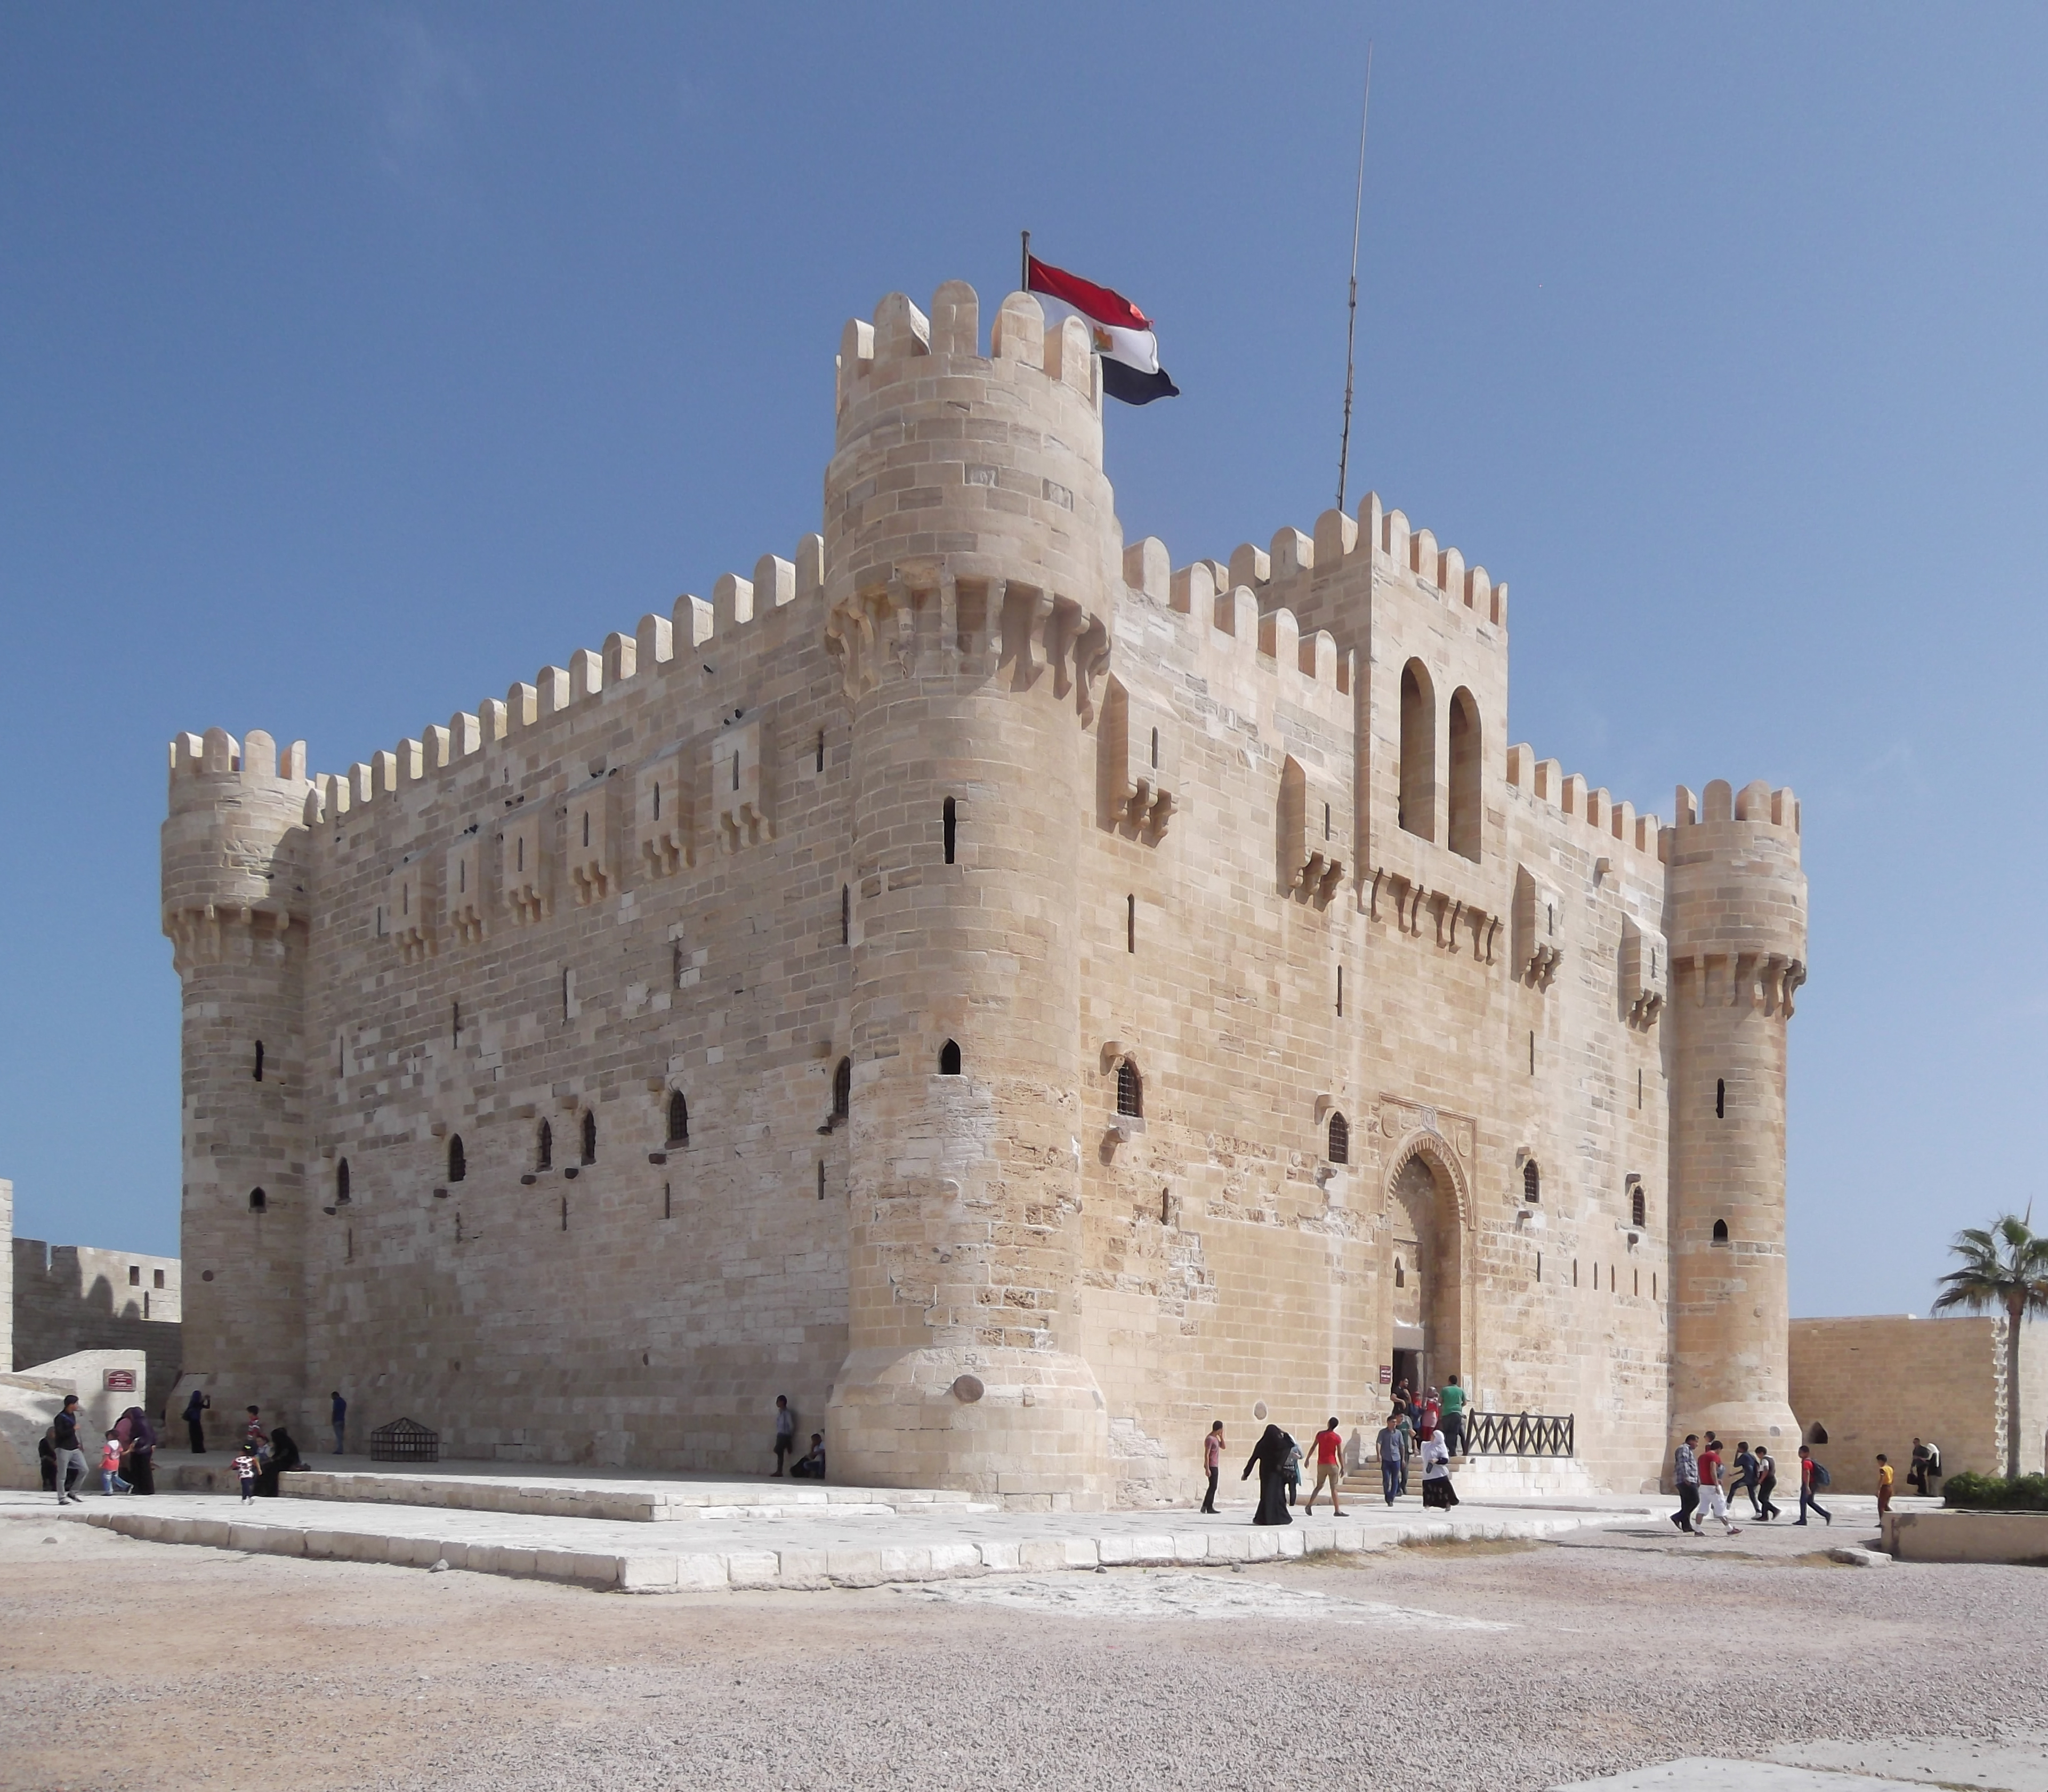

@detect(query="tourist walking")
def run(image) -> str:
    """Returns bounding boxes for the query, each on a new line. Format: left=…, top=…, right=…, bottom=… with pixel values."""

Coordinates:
left=1374, top=1410, right=1405, bottom=1505
left=1908, top=1438, right=1931, bottom=1496
left=1670, top=1434, right=1701, bottom=1535
left=1439, top=1375, right=1468, bottom=1457
left=1875, top=1454, right=1894, bottom=1517
left=1755, top=1446, right=1781, bottom=1521
left=1794, top=1444, right=1832, bottom=1525
left=1395, top=1402, right=1416, bottom=1494
left=117, top=1406, right=157, bottom=1495
left=233, top=1447, right=260, bottom=1504
left=771, top=1394, right=795, bottom=1476
left=1694, top=1436, right=1741, bottom=1535
left=1420, top=1428, right=1459, bottom=1508
left=1282, top=1432, right=1303, bottom=1507
left=1241, top=1423, right=1294, bottom=1525
left=51, top=1394, right=88, bottom=1506
left=1733, top=1440, right=1761, bottom=1515
left=1200, top=1420, right=1224, bottom=1514
left=1302, top=1417, right=1348, bottom=1515
left=182, top=1386, right=209, bottom=1453
left=331, top=1390, right=348, bottom=1456
left=100, top=1432, right=131, bottom=1496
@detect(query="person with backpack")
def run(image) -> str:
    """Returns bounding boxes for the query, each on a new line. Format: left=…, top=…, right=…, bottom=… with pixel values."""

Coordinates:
left=1795, top=1443, right=1832, bottom=1525
left=1754, top=1446, right=1781, bottom=1521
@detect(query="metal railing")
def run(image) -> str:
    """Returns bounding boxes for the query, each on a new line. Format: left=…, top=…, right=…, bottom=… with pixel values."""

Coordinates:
left=1460, top=1411, right=1574, bottom=1457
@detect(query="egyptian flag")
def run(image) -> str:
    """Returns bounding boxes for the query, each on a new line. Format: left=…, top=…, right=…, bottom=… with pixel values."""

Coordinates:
left=1026, top=255, right=1181, bottom=406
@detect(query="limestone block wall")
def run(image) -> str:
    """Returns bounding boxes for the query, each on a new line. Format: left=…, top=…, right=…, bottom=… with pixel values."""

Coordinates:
left=12, top=1239, right=182, bottom=1417
left=1787, top=1314, right=2048, bottom=1490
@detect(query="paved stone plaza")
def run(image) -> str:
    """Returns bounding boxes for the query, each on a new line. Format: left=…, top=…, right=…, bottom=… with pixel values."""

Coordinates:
left=2, top=1489, right=2041, bottom=1792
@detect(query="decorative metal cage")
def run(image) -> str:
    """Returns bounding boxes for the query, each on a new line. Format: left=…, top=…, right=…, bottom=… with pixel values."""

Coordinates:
left=1463, top=1411, right=1575, bottom=1458
left=368, top=1416, right=440, bottom=1464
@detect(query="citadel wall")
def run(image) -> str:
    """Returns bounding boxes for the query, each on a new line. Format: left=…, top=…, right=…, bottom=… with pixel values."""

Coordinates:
left=12, top=1239, right=182, bottom=1417
left=163, top=277, right=1805, bottom=1503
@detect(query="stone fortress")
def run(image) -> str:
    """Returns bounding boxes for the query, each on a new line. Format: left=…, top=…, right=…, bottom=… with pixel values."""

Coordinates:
left=162, top=278, right=1808, bottom=1508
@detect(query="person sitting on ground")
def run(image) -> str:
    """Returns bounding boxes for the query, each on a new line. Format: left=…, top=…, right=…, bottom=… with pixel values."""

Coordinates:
left=256, top=1424, right=304, bottom=1497
left=789, top=1433, right=827, bottom=1480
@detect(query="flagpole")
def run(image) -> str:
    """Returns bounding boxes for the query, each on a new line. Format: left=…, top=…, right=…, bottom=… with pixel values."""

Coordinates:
left=1021, top=230, right=1031, bottom=294
left=1336, top=43, right=1373, bottom=515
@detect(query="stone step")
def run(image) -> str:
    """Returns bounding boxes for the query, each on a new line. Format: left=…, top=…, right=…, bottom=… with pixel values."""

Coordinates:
left=160, top=1460, right=988, bottom=1522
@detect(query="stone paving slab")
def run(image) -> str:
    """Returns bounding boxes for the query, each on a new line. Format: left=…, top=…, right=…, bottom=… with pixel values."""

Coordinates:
left=1558, top=1742, right=2048, bottom=1792
left=1556, top=1764, right=1941, bottom=1792
left=5, top=1486, right=1652, bottom=1594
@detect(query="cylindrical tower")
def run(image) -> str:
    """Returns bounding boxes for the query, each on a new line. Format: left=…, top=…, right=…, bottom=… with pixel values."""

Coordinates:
left=1665, top=776, right=1808, bottom=1450
left=162, top=725, right=312, bottom=1438
left=822, top=281, right=1118, bottom=1507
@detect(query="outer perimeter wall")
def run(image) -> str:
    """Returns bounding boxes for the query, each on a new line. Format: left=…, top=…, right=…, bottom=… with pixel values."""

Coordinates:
left=170, top=284, right=1795, bottom=1499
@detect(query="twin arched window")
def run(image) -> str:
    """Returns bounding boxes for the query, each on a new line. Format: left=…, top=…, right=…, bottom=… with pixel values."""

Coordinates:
left=1396, top=661, right=1482, bottom=861
left=447, top=1135, right=466, bottom=1183
left=1115, top=1059, right=1142, bottom=1118
left=668, top=1091, right=690, bottom=1146
left=1327, top=1112, right=1350, bottom=1165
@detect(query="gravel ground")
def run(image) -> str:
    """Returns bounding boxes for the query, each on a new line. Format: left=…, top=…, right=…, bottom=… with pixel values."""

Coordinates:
left=2, top=1512, right=2042, bottom=1792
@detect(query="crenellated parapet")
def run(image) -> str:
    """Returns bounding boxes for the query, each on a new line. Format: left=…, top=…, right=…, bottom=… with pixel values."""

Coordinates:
left=162, top=727, right=312, bottom=971
left=1665, top=777, right=1807, bottom=1018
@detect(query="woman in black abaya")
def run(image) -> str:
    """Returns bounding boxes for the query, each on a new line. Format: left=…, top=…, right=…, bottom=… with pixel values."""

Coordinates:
left=1241, top=1423, right=1294, bottom=1525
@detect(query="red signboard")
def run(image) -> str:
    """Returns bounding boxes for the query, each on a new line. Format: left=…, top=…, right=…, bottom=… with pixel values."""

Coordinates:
left=103, top=1369, right=136, bottom=1392
left=1378, top=1363, right=1392, bottom=1384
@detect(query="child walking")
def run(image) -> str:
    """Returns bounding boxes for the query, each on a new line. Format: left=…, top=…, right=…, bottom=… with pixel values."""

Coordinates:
left=100, top=1432, right=131, bottom=1496
left=233, top=1447, right=260, bottom=1503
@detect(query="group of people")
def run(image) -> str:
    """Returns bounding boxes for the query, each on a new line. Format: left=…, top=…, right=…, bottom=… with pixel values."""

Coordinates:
left=769, top=1395, right=827, bottom=1479
left=1670, top=1433, right=1840, bottom=1534
left=38, top=1395, right=160, bottom=1502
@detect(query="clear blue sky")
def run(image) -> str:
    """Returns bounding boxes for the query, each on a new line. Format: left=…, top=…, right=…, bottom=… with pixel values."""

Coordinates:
left=4, top=6, right=2043, bottom=1318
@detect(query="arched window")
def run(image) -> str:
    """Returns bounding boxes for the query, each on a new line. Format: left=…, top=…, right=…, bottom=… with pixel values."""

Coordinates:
left=580, top=1109, right=598, bottom=1165
left=447, top=1135, right=466, bottom=1183
left=942, top=796, right=957, bottom=865
left=248, top=1187, right=268, bottom=1213
left=1715, top=1078, right=1726, bottom=1119
left=1712, top=1218, right=1729, bottom=1244
left=336, top=1159, right=351, bottom=1205
left=1327, top=1112, right=1350, bottom=1165
left=1447, top=687, right=1481, bottom=863
left=939, top=1039, right=962, bottom=1076
left=667, top=1091, right=689, bottom=1145
left=1398, top=660, right=1436, bottom=841
left=252, top=1040, right=264, bottom=1081
left=1523, top=1160, right=1541, bottom=1203
left=1631, top=1185, right=1646, bottom=1228
left=1116, top=1059, right=1142, bottom=1118
left=537, top=1120, right=553, bottom=1171
left=832, top=1058, right=851, bottom=1120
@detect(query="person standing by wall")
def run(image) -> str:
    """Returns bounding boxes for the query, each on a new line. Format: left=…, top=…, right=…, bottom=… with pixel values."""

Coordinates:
left=330, top=1391, right=348, bottom=1456
left=1875, top=1454, right=1894, bottom=1517
left=1908, top=1438, right=1931, bottom=1496
left=1200, top=1420, right=1224, bottom=1514
left=771, top=1394, right=795, bottom=1478
left=1374, top=1410, right=1405, bottom=1506
left=182, top=1386, right=209, bottom=1454
left=1302, top=1417, right=1347, bottom=1516
left=1438, top=1376, right=1468, bottom=1456
left=1671, top=1434, right=1701, bottom=1535
left=51, top=1395, right=88, bottom=1506
left=1795, top=1444, right=1832, bottom=1526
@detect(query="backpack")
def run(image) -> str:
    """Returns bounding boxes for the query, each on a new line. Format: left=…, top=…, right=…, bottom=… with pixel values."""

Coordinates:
left=1812, top=1462, right=1831, bottom=1488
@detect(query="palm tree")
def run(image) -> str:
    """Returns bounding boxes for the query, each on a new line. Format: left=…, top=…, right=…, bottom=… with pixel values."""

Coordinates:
left=1933, top=1214, right=2048, bottom=1479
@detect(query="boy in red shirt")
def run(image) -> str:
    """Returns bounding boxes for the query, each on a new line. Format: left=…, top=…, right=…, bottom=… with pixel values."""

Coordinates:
left=1302, top=1417, right=1348, bottom=1516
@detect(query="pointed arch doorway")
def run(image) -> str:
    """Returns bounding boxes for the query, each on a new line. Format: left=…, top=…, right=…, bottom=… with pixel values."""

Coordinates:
left=1383, top=1131, right=1469, bottom=1403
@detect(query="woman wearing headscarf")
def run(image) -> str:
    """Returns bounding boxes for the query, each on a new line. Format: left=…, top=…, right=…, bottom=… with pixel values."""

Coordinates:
left=1420, top=1427, right=1460, bottom=1508
left=115, top=1407, right=157, bottom=1496
left=1240, top=1423, right=1294, bottom=1525
left=255, top=1424, right=304, bottom=1497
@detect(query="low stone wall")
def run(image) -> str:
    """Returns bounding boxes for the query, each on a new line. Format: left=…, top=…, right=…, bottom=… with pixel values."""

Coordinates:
left=1883, top=1508, right=2048, bottom=1564
left=0, top=1350, right=151, bottom=1490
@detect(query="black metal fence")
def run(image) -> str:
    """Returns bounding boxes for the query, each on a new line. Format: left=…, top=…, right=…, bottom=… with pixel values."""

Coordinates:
left=368, top=1417, right=440, bottom=1464
left=1462, top=1411, right=1574, bottom=1457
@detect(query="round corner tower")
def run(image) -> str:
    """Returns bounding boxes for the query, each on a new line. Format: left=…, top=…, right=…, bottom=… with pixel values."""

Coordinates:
left=1665, top=776, right=1808, bottom=1451
left=162, top=725, right=313, bottom=1434
left=820, top=280, right=1121, bottom=1508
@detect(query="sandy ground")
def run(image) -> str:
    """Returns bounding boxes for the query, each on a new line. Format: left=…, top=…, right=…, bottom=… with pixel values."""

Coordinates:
left=2, top=1511, right=2042, bottom=1792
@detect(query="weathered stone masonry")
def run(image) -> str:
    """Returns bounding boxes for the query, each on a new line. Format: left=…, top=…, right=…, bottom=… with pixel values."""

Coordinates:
left=162, top=278, right=1807, bottom=1505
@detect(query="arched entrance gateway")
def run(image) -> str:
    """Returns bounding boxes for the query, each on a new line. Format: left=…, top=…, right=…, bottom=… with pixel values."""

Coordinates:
left=1382, top=1129, right=1470, bottom=1403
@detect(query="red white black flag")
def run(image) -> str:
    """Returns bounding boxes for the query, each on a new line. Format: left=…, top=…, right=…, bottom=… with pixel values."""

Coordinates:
left=1026, top=255, right=1181, bottom=406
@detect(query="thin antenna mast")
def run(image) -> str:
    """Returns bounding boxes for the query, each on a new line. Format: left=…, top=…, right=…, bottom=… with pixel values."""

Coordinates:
left=1336, top=44, right=1374, bottom=514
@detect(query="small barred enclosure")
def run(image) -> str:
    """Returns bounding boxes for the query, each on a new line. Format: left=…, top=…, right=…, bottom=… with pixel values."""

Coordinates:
left=368, top=1417, right=440, bottom=1463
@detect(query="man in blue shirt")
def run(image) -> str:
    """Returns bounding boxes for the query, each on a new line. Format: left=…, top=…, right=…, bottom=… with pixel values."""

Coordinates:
left=51, top=1395, right=88, bottom=1506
